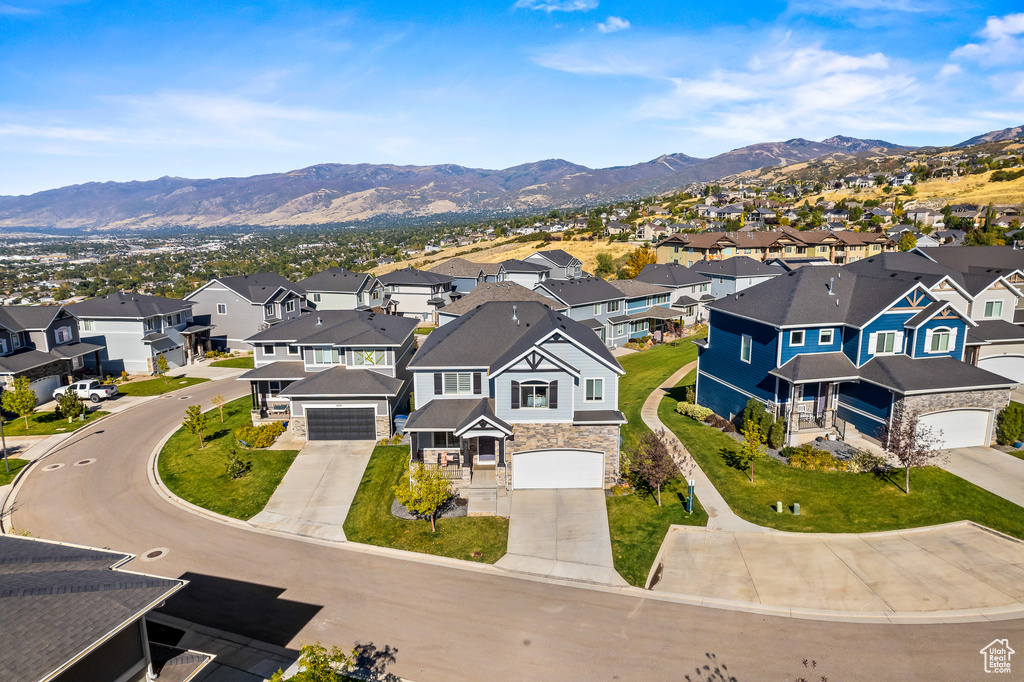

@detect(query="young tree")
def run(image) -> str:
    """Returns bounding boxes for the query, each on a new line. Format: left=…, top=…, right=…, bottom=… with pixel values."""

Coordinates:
left=627, top=429, right=681, bottom=506
left=878, top=404, right=945, bottom=494
left=55, top=389, right=85, bottom=423
left=270, top=642, right=353, bottom=682
left=393, top=462, right=452, bottom=532
left=182, top=405, right=209, bottom=449
left=2, top=376, right=37, bottom=429
left=211, top=394, right=227, bottom=423
left=623, top=246, right=658, bottom=279
left=738, top=419, right=767, bottom=483
left=156, top=354, right=169, bottom=382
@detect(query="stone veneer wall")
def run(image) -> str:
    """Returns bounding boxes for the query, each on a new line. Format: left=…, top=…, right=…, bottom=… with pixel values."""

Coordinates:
left=375, top=415, right=391, bottom=440
left=291, top=416, right=306, bottom=438
left=898, top=388, right=1010, bottom=446
left=4, top=359, right=72, bottom=386
left=506, top=423, right=620, bottom=488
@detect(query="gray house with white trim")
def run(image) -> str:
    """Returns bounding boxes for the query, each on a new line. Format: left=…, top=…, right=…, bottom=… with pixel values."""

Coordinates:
left=376, top=268, right=455, bottom=324
left=524, top=249, right=584, bottom=280
left=185, top=273, right=306, bottom=351
left=297, top=267, right=386, bottom=311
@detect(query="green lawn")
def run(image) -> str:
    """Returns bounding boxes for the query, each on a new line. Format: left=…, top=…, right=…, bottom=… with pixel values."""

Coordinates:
left=0, top=457, right=29, bottom=486
left=1, top=409, right=109, bottom=437
left=343, top=445, right=509, bottom=563
left=210, top=356, right=255, bottom=369
left=659, top=370, right=1024, bottom=539
left=608, top=339, right=705, bottom=586
left=118, top=376, right=210, bottom=396
left=157, top=396, right=298, bottom=520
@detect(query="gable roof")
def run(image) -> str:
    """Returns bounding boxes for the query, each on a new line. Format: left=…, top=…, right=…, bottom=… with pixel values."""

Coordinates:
left=634, top=263, right=710, bottom=288
left=245, top=310, right=417, bottom=346
left=438, top=282, right=564, bottom=317
left=916, top=245, right=1024, bottom=273
left=279, top=366, right=404, bottom=397
left=297, top=267, right=372, bottom=294
left=690, top=256, right=784, bottom=278
left=212, top=272, right=306, bottom=303
left=535, top=276, right=624, bottom=307
left=529, top=249, right=580, bottom=267
left=410, top=301, right=621, bottom=374
left=498, top=258, right=549, bottom=273
left=426, top=258, right=486, bottom=278
left=0, top=305, right=63, bottom=332
left=66, top=292, right=192, bottom=320
left=376, top=268, right=454, bottom=286
left=609, top=280, right=673, bottom=298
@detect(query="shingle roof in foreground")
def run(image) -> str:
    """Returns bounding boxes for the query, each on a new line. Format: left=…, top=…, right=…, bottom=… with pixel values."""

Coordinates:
left=245, top=310, right=417, bottom=346
left=297, top=267, right=371, bottom=294
left=66, top=292, right=192, bottom=320
left=438, top=282, right=563, bottom=317
left=0, top=535, right=183, bottom=682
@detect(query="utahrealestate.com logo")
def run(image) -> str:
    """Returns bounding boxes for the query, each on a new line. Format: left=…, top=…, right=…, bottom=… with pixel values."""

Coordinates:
left=981, top=639, right=1014, bottom=674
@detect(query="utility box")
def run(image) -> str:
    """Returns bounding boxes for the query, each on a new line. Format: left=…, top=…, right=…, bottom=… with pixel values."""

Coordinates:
left=793, top=502, right=800, bottom=515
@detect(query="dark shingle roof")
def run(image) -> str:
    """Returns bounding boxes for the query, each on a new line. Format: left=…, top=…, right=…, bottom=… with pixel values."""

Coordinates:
left=609, top=280, right=673, bottom=298
left=404, top=397, right=512, bottom=434
left=297, top=268, right=371, bottom=294
left=535, top=277, right=623, bottom=307
left=0, top=306, right=61, bottom=331
left=769, top=352, right=860, bottom=384
left=376, top=268, right=453, bottom=286
left=238, top=361, right=318, bottom=381
left=499, top=259, right=549, bottom=273
left=0, top=349, right=68, bottom=375
left=859, top=355, right=1016, bottom=394
left=967, top=319, right=1024, bottom=344
left=245, top=310, right=417, bottom=346
left=572, top=410, right=627, bottom=424
left=279, top=366, right=404, bottom=397
left=634, top=263, right=710, bottom=288
left=918, top=245, right=1024, bottom=273
left=438, top=282, right=563, bottom=317
left=66, top=293, right=191, bottom=320
left=213, top=272, right=305, bottom=303
left=530, top=249, right=580, bottom=267
left=426, top=258, right=485, bottom=278
left=690, top=256, right=784, bottom=278
left=0, top=535, right=183, bottom=682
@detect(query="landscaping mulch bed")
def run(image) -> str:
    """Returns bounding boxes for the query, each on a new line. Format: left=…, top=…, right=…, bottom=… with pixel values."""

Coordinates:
left=390, top=495, right=468, bottom=520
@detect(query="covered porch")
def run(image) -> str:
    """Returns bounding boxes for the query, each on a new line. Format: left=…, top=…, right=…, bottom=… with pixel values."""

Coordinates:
left=180, top=323, right=214, bottom=363
left=237, top=361, right=315, bottom=421
left=770, top=352, right=860, bottom=446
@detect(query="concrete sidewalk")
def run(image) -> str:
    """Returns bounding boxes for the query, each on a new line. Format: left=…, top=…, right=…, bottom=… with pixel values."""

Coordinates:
left=941, top=446, right=1024, bottom=508
left=248, top=440, right=375, bottom=542
left=640, top=360, right=766, bottom=533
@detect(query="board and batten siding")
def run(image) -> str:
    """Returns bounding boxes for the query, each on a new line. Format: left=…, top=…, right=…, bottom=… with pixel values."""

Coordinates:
left=970, top=285, right=1017, bottom=323
left=494, top=369, right=574, bottom=423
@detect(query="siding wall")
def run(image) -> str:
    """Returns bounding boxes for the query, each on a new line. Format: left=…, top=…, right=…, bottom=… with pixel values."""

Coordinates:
left=836, top=380, right=892, bottom=437
left=697, top=309, right=778, bottom=417
left=309, top=291, right=360, bottom=310
left=778, top=326, right=842, bottom=364
left=81, top=319, right=149, bottom=373
left=188, top=285, right=267, bottom=350
left=969, top=285, right=1017, bottom=323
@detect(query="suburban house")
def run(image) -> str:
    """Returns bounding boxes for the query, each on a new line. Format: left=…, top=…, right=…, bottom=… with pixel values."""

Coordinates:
left=690, top=257, right=784, bottom=299
left=426, top=258, right=503, bottom=294
left=237, top=310, right=418, bottom=441
left=533, top=276, right=627, bottom=347
left=497, top=259, right=550, bottom=288
left=655, top=228, right=894, bottom=266
left=524, top=249, right=584, bottom=280
left=185, top=272, right=307, bottom=350
left=376, top=268, right=455, bottom=324
left=1, top=534, right=203, bottom=682
left=607, top=279, right=690, bottom=342
left=436, top=282, right=563, bottom=327
left=67, top=293, right=207, bottom=375
left=403, top=301, right=626, bottom=509
left=916, top=246, right=1024, bottom=324
left=297, top=267, right=386, bottom=311
left=633, top=263, right=713, bottom=317
left=0, top=305, right=105, bottom=403
left=696, top=265, right=1016, bottom=449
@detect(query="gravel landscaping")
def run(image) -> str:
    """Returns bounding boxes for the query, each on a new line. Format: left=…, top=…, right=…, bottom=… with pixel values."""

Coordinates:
left=390, top=495, right=468, bottom=520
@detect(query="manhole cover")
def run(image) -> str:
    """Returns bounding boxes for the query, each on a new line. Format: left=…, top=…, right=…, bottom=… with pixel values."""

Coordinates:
left=73, top=458, right=96, bottom=467
left=178, top=396, right=190, bottom=400
left=140, top=547, right=169, bottom=562
left=42, top=463, right=65, bottom=471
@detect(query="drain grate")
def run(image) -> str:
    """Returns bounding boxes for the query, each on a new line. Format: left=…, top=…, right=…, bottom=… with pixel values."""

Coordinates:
left=178, top=396, right=190, bottom=400
left=140, top=547, right=169, bottom=561
left=42, top=463, right=65, bottom=472
left=73, top=458, right=96, bottom=467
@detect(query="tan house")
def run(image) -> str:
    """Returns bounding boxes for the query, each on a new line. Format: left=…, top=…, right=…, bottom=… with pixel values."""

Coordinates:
left=655, top=227, right=894, bottom=267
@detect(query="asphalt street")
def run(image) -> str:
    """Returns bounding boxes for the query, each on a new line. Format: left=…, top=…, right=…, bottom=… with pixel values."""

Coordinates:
left=10, top=378, right=1024, bottom=681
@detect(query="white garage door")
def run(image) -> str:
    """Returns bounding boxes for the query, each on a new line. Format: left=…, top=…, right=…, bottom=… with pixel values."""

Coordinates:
left=919, top=409, right=991, bottom=449
left=29, top=375, right=61, bottom=405
left=978, top=355, right=1024, bottom=383
left=512, top=449, right=604, bottom=489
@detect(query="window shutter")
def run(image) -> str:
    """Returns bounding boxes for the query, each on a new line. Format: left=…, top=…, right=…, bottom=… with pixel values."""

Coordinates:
left=511, top=381, right=520, bottom=409
left=549, top=381, right=558, bottom=409
left=895, top=331, right=905, bottom=353
left=869, top=332, right=878, bottom=355
left=948, top=328, right=957, bottom=351
left=434, top=373, right=442, bottom=395
left=924, top=329, right=933, bottom=354
left=473, top=372, right=482, bottom=395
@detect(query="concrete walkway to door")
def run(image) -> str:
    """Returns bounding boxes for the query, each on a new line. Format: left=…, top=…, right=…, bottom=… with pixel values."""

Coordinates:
left=248, top=440, right=375, bottom=542
left=496, top=490, right=628, bottom=586
left=941, top=446, right=1024, bottom=508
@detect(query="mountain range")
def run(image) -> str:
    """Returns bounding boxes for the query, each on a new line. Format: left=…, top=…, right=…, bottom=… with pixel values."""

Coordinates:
left=0, top=128, right=1014, bottom=232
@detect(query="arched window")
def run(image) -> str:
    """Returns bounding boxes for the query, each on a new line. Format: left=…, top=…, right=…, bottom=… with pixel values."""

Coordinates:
left=927, top=327, right=954, bottom=353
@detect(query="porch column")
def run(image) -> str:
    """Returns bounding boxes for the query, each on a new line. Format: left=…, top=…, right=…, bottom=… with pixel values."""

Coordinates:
left=497, top=438, right=505, bottom=467
left=250, top=382, right=257, bottom=410
left=410, top=433, right=419, bottom=463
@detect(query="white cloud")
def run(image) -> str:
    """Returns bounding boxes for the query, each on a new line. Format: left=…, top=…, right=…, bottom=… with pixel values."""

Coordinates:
left=952, top=13, right=1024, bottom=65
left=513, top=0, right=597, bottom=13
left=597, top=16, right=629, bottom=33
left=938, top=63, right=963, bottom=79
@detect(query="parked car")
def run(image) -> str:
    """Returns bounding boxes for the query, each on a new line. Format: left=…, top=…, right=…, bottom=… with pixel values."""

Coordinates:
left=53, top=380, right=118, bottom=403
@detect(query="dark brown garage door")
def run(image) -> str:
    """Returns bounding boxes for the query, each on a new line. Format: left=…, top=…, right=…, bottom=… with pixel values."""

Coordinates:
left=306, top=408, right=376, bottom=440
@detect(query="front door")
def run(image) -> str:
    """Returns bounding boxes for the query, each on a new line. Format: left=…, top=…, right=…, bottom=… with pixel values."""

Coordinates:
left=478, top=437, right=496, bottom=464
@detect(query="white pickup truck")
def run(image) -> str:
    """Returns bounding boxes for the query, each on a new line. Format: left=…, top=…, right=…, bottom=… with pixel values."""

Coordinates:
left=53, top=380, right=119, bottom=403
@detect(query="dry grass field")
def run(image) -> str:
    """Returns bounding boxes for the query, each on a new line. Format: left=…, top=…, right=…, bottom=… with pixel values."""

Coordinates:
left=804, top=169, right=1024, bottom=208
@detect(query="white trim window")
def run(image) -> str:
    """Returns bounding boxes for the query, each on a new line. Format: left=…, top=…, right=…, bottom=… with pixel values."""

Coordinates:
left=313, top=347, right=340, bottom=364
left=82, top=319, right=95, bottom=331
left=607, top=301, right=620, bottom=313
left=352, top=349, right=386, bottom=365
left=790, top=330, right=805, bottom=347
left=740, top=334, right=752, bottom=363
left=593, top=304, right=601, bottom=315
left=284, top=299, right=297, bottom=314
left=819, top=328, right=834, bottom=345
left=55, top=326, right=73, bottom=344
left=216, top=303, right=227, bottom=315
left=984, top=300, right=1003, bottom=318
left=11, top=334, right=21, bottom=349
left=586, top=378, right=604, bottom=402
left=925, top=327, right=956, bottom=354
left=520, top=382, right=549, bottom=408
left=287, top=345, right=300, bottom=356
left=263, top=344, right=276, bottom=356
left=870, top=330, right=902, bottom=355
left=265, top=303, right=275, bottom=317
left=312, top=293, right=322, bottom=303
left=443, top=372, right=473, bottom=395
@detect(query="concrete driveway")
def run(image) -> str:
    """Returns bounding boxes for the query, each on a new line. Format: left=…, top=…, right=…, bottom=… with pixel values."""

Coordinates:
left=248, top=440, right=375, bottom=542
left=652, top=523, right=1024, bottom=615
left=495, top=489, right=627, bottom=586
left=940, top=446, right=1024, bottom=508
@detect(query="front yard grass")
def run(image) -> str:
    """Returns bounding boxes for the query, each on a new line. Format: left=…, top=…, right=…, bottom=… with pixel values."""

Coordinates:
left=210, top=356, right=255, bottom=369
left=659, top=370, right=1024, bottom=539
left=0, top=457, right=29, bottom=486
left=343, top=445, right=509, bottom=563
left=1, top=409, right=109, bottom=437
left=617, top=339, right=698, bottom=450
left=157, top=396, right=298, bottom=520
left=118, top=376, right=210, bottom=396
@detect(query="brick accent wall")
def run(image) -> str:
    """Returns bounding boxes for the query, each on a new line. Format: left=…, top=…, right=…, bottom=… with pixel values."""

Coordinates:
left=506, top=423, right=620, bottom=488
left=899, top=388, right=1010, bottom=446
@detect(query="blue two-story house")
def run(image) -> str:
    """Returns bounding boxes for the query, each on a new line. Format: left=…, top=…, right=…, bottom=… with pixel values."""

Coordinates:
left=404, top=301, right=626, bottom=511
left=696, top=266, right=1016, bottom=449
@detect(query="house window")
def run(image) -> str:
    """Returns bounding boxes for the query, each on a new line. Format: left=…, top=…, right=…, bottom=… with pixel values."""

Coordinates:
left=443, top=372, right=473, bottom=395
left=432, top=431, right=458, bottom=448
left=616, top=323, right=626, bottom=336
left=216, top=303, right=227, bottom=315
left=145, top=318, right=157, bottom=331
left=55, top=326, right=72, bottom=344
left=607, top=300, right=620, bottom=313
left=740, top=334, right=752, bottom=363
left=520, top=382, right=549, bottom=408
left=353, top=349, right=386, bottom=365
left=312, top=293, right=322, bottom=303
left=0, top=338, right=6, bottom=354
left=265, top=303, right=275, bottom=316
left=586, top=378, right=604, bottom=402
left=875, top=331, right=896, bottom=354
left=82, top=319, right=95, bottom=331
left=263, top=344, right=275, bottom=355
left=594, top=304, right=601, bottom=315
left=268, top=381, right=282, bottom=397
left=700, top=283, right=708, bottom=292
left=930, top=329, right=951, bottom=352
left=790, top=330, right=805, bottom=346
left=313, top=347, right=340, bottom=364
left=12, top=334, right=21, bottom=349
left=819, top=328, right=834, bottom=345
left=288, top=345, right=299, bottom=355
left=175, top=313, right=182, bottom=325
left=985, top=300, right=1003, bottom=318
left=285, top=300, right=296, bottom=313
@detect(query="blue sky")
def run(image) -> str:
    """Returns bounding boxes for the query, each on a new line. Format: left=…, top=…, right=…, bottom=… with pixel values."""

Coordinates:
left=1, top=0, right=1023, bottom=195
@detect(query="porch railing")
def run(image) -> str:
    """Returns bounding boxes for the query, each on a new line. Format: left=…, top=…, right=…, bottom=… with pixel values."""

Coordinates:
left=423, top=462, right=465, bottom=481
left=789, top=409, right=837, bottom=432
